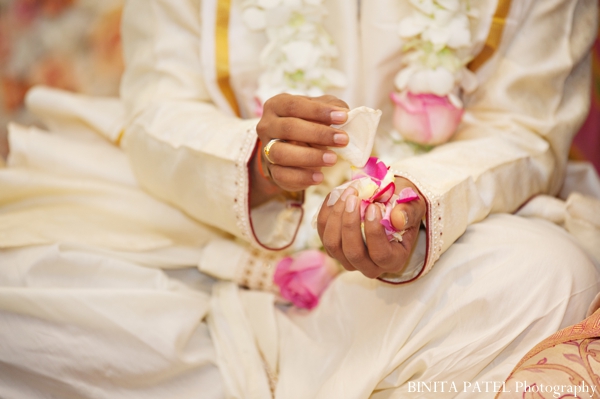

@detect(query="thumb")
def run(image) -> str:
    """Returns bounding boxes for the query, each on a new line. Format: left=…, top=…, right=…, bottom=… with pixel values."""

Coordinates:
left=390, top=180, right=425, bottom=231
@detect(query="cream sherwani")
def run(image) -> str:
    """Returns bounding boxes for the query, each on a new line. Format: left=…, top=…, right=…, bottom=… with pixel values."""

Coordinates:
left=0, top=0, right=600, bottom=398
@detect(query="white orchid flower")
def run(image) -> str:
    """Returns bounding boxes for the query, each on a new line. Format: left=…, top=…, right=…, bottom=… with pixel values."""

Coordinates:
left=257, top=0, right=281, bottom=9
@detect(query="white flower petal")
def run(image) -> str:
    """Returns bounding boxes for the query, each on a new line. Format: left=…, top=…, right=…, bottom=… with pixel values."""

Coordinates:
left=307, top=87, right=324, bottom=97
left=432, top=7, right=455, bottom=25
left=459, top=68, right=478, bottom=93
left=446, top=15, right=471, bottom=48
left=407, top=70, right=431, bottom=93
left=409, top=0, right=435, bottom=15
left=304, top=67, right=322, bottom=80
left=265, top=6, right=292, bottom=27
left=283, top=0, right=302, bottom=7
left=436, top=0, right=460, bottom=12
left=258, top=0, right=281, bottom=9
left=394, top=66, right=417, bottom=91
left=242, top=7, right=267, bottom=31
left=282, top=40, right=316, bottom=70
left=323, top=68, right=348, bottom=88
left=426, top=25, right=451, bottom=46
left=448, top=93, right=463, bottom=108
left=398, top=15, right=428, bottom=38
left=428, top=67, right=455, bottom=96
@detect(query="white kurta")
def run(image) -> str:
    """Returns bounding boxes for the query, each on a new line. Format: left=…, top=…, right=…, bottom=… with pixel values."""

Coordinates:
left=0, top=0, right=600, bottom=398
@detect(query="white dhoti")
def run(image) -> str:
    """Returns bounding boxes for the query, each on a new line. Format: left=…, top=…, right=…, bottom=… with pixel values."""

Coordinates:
left=3, top=0, right=600, bottom=395
left=0, top=123, right=598, bottom=399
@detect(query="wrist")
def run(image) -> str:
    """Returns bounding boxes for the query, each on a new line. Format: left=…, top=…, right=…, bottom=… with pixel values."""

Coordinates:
left=250, top=139, right=284, bottom=208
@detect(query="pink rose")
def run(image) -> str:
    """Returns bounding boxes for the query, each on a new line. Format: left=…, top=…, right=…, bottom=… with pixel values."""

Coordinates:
left=390, top=91, right=463, bottom=146
left=273, top=250, right=339, bottom=310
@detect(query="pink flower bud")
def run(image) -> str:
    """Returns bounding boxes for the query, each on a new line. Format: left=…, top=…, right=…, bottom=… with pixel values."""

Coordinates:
left=390, top=91, right=463, bottom=145
left=273, top=250, right=339, bottom=310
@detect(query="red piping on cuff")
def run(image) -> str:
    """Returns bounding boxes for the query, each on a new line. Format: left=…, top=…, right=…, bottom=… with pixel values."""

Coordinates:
left=246, top=138, right=304, bottom=252
left=377, top=180, right=431, bottom=285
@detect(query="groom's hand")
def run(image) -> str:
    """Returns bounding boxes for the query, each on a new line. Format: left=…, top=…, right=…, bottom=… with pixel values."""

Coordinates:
left=256, top=94, right=350, bottom=193
left=317, top=178, right=427, bottom=279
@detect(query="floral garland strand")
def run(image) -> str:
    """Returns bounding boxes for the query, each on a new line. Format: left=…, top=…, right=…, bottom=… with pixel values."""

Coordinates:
left=245, top=1, right=482, bottom=310
left=391, top=0, right=478, bottom=146
left=241, top=0, right=347, bottom=116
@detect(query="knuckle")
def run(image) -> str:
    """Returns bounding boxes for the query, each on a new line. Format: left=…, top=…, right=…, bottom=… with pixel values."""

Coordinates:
left=331, top=203, right=344, bottom=217
left=341, top=262, right=355, bottom=272
left=256, top=118, right=268, bottom=136
left=263, top=97, right=273, bottom=111
left=269, top=165, right=284, bottom=182
left=370, top=248, right=393, bottom=265
left=322, top=238, right=339, bottom=253
left=345, top=248, right=364, bottom=264
left=283, top=97, right=298, bottom=116
left=316, top=125, right=331, bottom=143
left=280, top=118, right=293, bottom=137
left=362, top=269, right=381, bottom=279
left=334, top=99, right=349, bottom=109
left=297, top=169, right=314, bottom=185
left=341, top=218, right=356, bottom=230
left=317, top=210, right=329, bottom=227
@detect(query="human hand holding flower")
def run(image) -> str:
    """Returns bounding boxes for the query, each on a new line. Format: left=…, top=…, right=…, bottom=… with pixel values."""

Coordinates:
left=317, top=159, right=427, bottom=279
left=251, top=94, right=349, bottom=206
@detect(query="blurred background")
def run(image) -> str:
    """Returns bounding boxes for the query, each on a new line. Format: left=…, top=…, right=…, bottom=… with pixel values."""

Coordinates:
left=0, top=0, right=123, bottom=158
left=0, top=0, right=599, bottom=173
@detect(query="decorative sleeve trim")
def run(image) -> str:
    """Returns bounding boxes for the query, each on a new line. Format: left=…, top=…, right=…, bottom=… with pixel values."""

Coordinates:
left=378, top=170, right=444, bottom=284
left=233, top=125, right=259, bottom=242
left=234, top=247, right=279, bottom=294
left=233, top=124, right=304, bottom=252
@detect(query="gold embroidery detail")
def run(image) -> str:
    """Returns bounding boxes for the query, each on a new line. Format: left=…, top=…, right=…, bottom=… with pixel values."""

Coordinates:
left=216, top=0, right=241, bottom=117
left=468, top=0, right=512, bottom=72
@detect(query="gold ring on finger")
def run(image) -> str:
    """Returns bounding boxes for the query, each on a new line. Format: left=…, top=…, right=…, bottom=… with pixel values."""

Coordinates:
left=263, top=139, right=285, bottom=165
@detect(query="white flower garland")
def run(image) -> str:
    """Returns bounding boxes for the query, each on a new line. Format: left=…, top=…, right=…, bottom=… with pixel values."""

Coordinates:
left=394, top=0, right=478, bottom=107
left=241, top=0, right=347, bottom=108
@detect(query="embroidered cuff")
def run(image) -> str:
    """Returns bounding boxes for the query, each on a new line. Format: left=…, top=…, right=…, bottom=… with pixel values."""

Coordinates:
left=234, top=125, right=304, bottom=251
left=378, top=170, right=444, bottom=284
left=199, top=238, right=279, bottom=293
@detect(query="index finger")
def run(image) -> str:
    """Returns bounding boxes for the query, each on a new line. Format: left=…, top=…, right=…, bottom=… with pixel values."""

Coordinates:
left=266, top=93, right=348, bottom=125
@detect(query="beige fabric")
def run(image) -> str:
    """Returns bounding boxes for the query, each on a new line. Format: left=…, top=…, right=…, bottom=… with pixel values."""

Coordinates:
left=516, top=162, right=600, bottom=264
left=119, top=0, right=300, bottom=251
left=0, top=0, right=599, bottom=398
left=117, top=0, right=597, bottom=282
left=388, top=0, right=597, bottom=281
left=1, top=125, right=598, bottom=398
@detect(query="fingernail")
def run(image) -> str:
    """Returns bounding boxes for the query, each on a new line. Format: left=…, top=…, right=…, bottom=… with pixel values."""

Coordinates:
left=330, top=111, right=348, bottom=125
left=340, top=187, right=354, bottom=201
left=323, top=152, right=337, bottom=165
left=333, top=133, right=349, bottom=145
left=400, top=210, right=409, bottom=228
left=366, top=204, right=377, bottom=221
left=313, top=172, right=324, bottom=183
left=345, top=195, right=357, bottom=213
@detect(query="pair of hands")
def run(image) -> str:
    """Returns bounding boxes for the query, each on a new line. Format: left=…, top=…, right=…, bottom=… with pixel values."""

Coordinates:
left=254, top=94, right=426, bottom=279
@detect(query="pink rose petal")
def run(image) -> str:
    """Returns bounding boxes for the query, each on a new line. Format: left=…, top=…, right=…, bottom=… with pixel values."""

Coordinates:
left=391, top=91, right=463, bottom=145
left=361, top=157, right=389, bottom=181
left=397, top=187, right=419, bottom=204
left=371, top=182, right=395, bottom=203
left=273, top=250, right=339, bottom=310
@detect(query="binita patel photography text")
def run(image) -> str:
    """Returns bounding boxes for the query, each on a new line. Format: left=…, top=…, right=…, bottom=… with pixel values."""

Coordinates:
left=408, top=381, right=598, bottom=397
